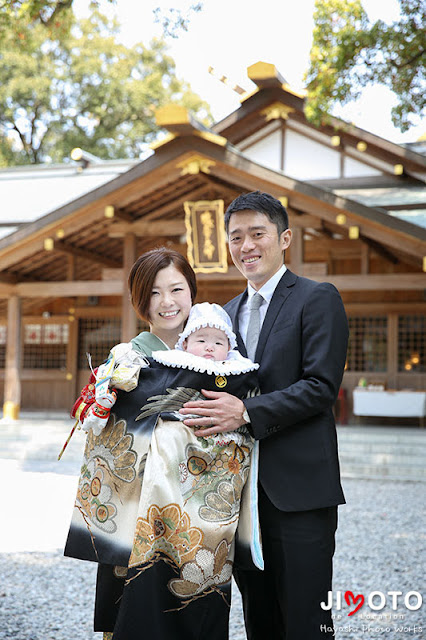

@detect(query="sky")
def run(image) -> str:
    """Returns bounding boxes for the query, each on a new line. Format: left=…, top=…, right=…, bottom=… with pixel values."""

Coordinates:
left=74, top=0, right=425, bottom=144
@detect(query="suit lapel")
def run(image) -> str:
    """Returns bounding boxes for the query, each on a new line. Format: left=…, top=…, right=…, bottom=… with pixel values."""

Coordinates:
left=255, top=269, right=297, bottom=363
left=226, top=291, right=248, bottom=356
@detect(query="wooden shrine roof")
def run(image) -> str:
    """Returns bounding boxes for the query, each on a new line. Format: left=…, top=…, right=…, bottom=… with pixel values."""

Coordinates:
left=213, top=62, right=426, bottom=182
left=0, top=113, right=425, bottom=317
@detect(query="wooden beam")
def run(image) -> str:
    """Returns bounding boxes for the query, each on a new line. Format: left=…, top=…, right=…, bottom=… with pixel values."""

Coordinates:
left=344, top=302, right=426, bottom=314
left=287, top=262, right=328, bottom=277
left=309, top=175, right=423, bottom=190
left=15, top=280, right=124, bottom=297
left=208, top=159, right=425, bottom=257
left=67, top=254, right=76, bottom=281
left=108, top=206, right=133, bottom=222
left=109, top=220, right=186, bottom=238
left=130, top=184, right=209, bottom=222
left=0, top=153, right=184, bottom=270
left=102, top=268, right=124, bottom=281
left=309, top=273, right=426, bottom=291
left=3, top=296, right=21, bottom=419
left=360, top=235, right=399, bottom=265
left=0, top=282, right=15, bottom=297
left=360, top=244, right=369, bottom=274
left=381, top=202, right=426, bottom=211
left=0, top=269, right=424, bottom=300
left=289, top=213, right=321, bottom=228
left=121, top=234, right=137, bottom=342
left=51, top=240, right=121, bottom=268
left=289, top=227, right=303, bottom=272
left=0, top=272, right=18, bottom=284
left=320, top=223, right=335, bottom=238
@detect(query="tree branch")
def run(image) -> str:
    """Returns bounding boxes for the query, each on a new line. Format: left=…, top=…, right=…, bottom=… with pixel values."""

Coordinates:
left=393, top=49, right=426, bottom=70
left=12, top=123, right=28, bottom=152
left=39, top=0, right=73, bottom=25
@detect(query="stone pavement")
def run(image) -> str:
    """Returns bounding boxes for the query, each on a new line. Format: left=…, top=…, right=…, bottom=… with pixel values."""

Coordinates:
left=0, top=413, right=424, bottom=639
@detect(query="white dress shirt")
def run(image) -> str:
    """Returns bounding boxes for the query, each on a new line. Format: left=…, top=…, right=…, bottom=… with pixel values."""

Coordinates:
left=239, top=264, right=287, bottom=345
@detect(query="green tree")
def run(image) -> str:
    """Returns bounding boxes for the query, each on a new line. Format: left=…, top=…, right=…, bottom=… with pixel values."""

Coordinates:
left=305, top=0, right=426, bottom=131
left=153, top=3, right=204, bottom=39
left=0, top=8, right=211, bottom=165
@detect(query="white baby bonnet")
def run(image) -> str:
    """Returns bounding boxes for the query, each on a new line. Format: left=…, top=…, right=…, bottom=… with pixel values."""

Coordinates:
left=176, top=302, right=237, bottom=351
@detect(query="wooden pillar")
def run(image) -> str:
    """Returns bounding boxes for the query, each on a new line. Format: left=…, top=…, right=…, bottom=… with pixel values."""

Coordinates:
left=66, top=312, right=79, bottom=407
left=3, top=296, right=22, bottom=420
left=361, top=244, right=369, bottom=274
left=121, top=233, right=137, bottom=342
left=387, top=313, right=398, bottom=389
left=289, top=226, right=304, bottom=274
left=67, top=254, right=76, bottom=281
left=280, top=124, right=286, bottom=172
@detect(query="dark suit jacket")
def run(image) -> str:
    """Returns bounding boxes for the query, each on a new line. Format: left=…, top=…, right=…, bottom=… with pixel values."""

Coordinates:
left=224, top=269, right=348, bottom=512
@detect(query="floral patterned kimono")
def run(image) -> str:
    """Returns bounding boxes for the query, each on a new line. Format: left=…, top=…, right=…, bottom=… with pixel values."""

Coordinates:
left=64, top=333, right=262, bottom=640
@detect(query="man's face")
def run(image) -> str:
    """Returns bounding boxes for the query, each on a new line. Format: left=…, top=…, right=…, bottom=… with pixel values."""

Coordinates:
left=227, top=210, right=292, bottom=290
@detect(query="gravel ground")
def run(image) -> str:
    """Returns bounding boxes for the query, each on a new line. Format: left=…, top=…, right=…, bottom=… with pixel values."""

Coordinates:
left=1, top=478, right=424, bottom=640
left=0, top=418, right=424, bottom=639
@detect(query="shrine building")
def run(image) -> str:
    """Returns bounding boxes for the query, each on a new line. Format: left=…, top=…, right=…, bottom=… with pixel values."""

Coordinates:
left=0, top=62, right=425, bottom=421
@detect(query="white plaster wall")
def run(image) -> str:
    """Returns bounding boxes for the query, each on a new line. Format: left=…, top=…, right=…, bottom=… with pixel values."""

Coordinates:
left=284, top=129, right=341, bottom=179
left=242, top=129, right=282, bottom=171
left=344, top=155, right=382, bottom=177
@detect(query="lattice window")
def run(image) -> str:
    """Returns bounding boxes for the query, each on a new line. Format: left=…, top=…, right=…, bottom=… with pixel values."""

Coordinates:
left=398, top=315, right=425, bottom=373
left=0, top=325, right=6, bottom=368
left=78, top=318, right=121, bottom=369
left=23, top=323, right=69, bottom=369
left=347, top=316, right=387, bottom=372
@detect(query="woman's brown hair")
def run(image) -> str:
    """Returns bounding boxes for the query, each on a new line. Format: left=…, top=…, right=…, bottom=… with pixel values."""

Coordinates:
left=128, top=248, right=197, bottom=322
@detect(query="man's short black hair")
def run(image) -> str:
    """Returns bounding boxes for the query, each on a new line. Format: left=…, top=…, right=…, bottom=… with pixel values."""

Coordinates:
left=224, top=191, right=289, bottom=235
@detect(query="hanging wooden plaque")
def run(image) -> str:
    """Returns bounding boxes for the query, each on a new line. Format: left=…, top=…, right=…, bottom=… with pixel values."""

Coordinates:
left=184, top=200, right=228, bottom=273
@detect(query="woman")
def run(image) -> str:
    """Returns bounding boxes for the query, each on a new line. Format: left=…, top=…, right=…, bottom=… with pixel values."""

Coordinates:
left=67, top=248, right=195, bottom=639
left=65, top=248, right=259, bottom=639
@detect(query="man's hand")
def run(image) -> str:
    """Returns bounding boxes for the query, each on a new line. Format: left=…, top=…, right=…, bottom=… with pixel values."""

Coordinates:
left=180, top=390, right=247, bottom=436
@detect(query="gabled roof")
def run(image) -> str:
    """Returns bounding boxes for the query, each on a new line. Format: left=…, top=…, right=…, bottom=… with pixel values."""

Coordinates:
left=0, top=158, right=137, bottom=240
left=0, top=111, right=424, bottom=278
left=0, top=96, right=424, bottom=319
left=213, top=62, right=426, bottom=182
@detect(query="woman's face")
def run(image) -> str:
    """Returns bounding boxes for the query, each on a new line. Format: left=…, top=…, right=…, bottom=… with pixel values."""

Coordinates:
left=148, top=263, right=193, bottom=340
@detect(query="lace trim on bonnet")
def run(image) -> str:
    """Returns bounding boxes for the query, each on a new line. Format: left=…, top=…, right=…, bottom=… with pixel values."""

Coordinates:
left=152, top=348, right=259, bottom=376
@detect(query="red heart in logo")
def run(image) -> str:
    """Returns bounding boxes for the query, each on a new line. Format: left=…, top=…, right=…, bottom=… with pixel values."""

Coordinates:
left=345, top=590, right=365, bottom=616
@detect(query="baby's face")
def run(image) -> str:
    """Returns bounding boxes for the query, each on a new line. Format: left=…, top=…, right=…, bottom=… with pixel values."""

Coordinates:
left=183, top=327, right=229, bottom=361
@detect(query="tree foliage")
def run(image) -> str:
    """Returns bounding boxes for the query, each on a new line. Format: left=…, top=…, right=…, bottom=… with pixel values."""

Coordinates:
left=0, top=8, right=211, bottom=165
left=153, top=3, right=204, bottom=39
left=305, top=0, right=426, bottom=131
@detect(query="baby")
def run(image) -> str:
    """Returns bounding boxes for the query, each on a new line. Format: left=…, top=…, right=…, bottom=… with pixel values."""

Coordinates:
left=74, top=303, right=255, bottom=435
left=65, top=304, right=262, bottom=614
left=183, top=325, right=229, bottom=361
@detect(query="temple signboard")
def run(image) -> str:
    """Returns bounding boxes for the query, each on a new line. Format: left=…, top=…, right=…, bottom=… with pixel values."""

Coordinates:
left=184, top=200, right=228, bottom=273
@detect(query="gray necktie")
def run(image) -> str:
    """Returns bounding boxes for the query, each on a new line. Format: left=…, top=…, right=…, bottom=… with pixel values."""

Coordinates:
left=245, top=292, right=264, bottom=361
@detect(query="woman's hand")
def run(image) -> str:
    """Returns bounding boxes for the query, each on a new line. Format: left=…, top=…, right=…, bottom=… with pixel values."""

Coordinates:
left=180, top=390, right=247, bottom=436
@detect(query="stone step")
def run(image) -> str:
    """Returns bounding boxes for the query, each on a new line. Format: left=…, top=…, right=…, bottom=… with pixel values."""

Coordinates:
left=337, top=426, right=425, bottom=445
left=340, top=462, right=426, bottom=481
left=1, top=418, right=425, bottom=481
left=337, top=427, right=426, bottom=481
left=338, top=441, right=424, bottom=456
left=339, top=449, right=426, bottom=468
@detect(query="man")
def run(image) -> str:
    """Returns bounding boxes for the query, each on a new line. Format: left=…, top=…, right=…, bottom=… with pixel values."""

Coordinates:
left=181, top=191, right=349, bottom=639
